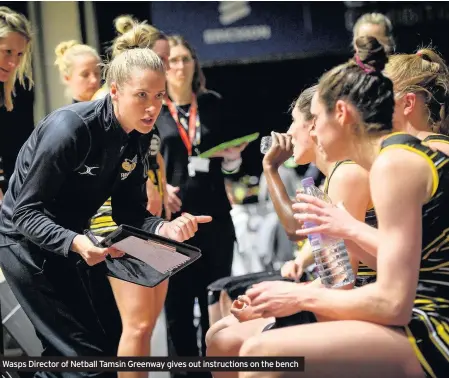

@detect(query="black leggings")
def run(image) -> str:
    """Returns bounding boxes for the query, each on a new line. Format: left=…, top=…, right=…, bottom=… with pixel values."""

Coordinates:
left=0, top=233, right=121, bottom=378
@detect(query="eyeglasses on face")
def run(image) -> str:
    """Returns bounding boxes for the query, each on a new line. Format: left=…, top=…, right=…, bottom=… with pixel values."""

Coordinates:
left=168, top=56, right=193, bottom=67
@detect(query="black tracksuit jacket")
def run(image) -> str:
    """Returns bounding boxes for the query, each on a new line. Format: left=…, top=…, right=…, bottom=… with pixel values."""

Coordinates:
left=0, top=94, right=163, bottom=251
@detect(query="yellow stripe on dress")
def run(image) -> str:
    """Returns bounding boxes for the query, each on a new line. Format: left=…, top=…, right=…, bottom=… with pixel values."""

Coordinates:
left=423, top=138, right=449, bottom=146
left=90, top=215, right=114, bottom=225
left=147, top=169, right=164, bottom=197
left=442, top=321, right=449, bottom=334
left=435, top=158, right=449, bottom=170
left=414, top=299, right=434, bottom=305
left=356, top=271, right=376, bottom=276
left=430, top=318, right=449, bottom=346
left=423, top=230, right=449, bottom=260
left=90, top=221, right=117, bottom=229
left=157, top=169, right=163, bottom=195
left=415, top=310, right=449, bottom=363
left=420, top=261, right=449, bottom=272
left=405, top=325, right=437, bottom=378
left=415, top=295, right=449, bottom=304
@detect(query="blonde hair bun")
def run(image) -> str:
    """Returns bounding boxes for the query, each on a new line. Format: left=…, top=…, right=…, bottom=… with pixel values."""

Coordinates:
left=53, top=40, right=100, bottom=81
left=114, top=15, right=136, bottom=35
left=416, top=48, right=448, bottom=74
left=55, top=40, right=80, bottom=60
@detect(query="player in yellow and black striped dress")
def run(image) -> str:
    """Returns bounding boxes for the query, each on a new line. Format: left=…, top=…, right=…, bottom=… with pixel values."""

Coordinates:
left=379, top=132, right=449, bottom=378
left=319, top=43, right=449, bottom=287
left=321, top=132, right=449, bottom=289
left=316, top=45, right=449, bottom=374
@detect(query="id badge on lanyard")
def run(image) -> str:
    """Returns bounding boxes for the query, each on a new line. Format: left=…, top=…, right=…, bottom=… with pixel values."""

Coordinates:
left=165, top=94, right=210, bottom=177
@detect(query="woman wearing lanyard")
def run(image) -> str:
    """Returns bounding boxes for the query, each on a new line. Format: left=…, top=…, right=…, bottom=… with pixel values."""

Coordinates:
left=156, top=35, right=246, bottom=372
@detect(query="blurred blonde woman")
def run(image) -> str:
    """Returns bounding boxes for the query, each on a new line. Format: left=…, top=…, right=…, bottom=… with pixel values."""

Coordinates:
left=352, top=12, right=395, bottom=54
left=0, top=6, right=33, bottom=201
left=89, top=16, right=170, bottom=377
left=54, top=40, right=101, bottom=103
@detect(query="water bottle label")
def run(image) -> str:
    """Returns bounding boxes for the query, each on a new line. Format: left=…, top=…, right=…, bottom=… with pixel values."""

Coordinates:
left=309, top=235, right=322, bottom=252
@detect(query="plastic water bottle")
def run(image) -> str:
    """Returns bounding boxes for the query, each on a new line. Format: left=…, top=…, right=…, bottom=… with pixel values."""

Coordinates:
left=301, top=177, right=355, bottom=288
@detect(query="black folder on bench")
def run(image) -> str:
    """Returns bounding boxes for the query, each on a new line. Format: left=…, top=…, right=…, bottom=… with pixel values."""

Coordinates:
left=83, top=224, right=202, bottom=287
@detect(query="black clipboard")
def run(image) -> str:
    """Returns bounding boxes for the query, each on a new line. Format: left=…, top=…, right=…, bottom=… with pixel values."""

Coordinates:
left=85, top=224, right=202, bottom=288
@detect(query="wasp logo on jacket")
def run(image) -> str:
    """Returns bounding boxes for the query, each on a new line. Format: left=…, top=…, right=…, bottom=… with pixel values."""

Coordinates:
left=121, top=155, right=137, bottom=180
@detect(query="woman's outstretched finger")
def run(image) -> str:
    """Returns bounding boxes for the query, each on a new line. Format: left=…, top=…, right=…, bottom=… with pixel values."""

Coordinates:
left=291, top=202, right=309, bottom=212
left=292, top=202, right=328, bottom=217
left=293, top=212, right=325, bottom=224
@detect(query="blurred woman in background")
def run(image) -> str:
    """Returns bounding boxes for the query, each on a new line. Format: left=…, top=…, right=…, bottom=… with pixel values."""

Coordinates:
left=0, top=6, right=33, bottom=202
left=352, top=12, right=395, bottom=54
left=54, top=40, right=101, bottom=104
left=156, top=34, right=246, bottom=376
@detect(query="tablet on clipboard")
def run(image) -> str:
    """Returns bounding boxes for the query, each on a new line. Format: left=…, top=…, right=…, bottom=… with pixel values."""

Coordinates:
left=96, top=225, right=202, bottom=287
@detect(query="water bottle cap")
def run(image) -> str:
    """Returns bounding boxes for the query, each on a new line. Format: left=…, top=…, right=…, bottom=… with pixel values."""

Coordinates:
left=301, top=177, right=315, bottom=187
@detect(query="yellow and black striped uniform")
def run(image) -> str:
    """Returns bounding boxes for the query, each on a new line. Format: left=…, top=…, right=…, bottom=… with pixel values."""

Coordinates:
left=323, top=160, right=377, bottom=287
left=423, top=133, right=449, bottom=145
left=323, top=133, right=449, bottom=287
left=89, top=87, right=164, bottom=236
left=380, top=132, right=449, bottom=378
